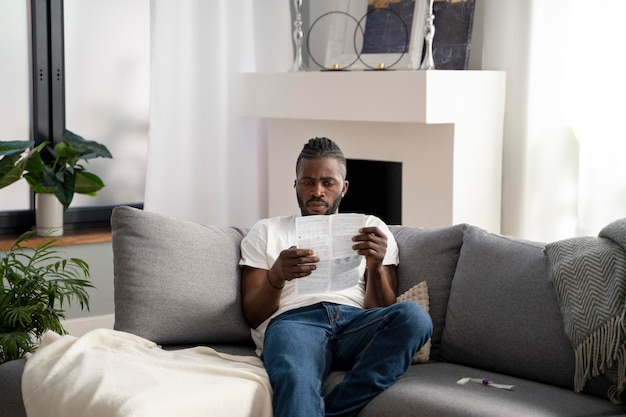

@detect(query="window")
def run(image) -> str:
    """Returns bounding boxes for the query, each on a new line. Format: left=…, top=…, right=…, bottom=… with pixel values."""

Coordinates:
left=0, top=0, right=31, bottom=214
left=0, top=0, right=149, bottom=235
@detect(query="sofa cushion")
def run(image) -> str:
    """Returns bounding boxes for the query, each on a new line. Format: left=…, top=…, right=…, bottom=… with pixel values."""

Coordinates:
left=111, top=206, right=253, bottom=346
left=350, top=362, right=626, bottom=417
left=390, top=224, right=467, bottom=360
left=440, top=226, right=575, bottom=389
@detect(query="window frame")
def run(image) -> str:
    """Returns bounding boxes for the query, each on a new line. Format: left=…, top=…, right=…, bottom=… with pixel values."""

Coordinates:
left=0, top=0, right=143, bottom=236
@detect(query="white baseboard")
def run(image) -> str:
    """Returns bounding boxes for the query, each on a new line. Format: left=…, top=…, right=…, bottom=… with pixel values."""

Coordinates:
left=61, top=314, right=115, bottom=337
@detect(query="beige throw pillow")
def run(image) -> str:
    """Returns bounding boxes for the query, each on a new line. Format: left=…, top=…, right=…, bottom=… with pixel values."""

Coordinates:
left=397, top=280, right=432, bottom=364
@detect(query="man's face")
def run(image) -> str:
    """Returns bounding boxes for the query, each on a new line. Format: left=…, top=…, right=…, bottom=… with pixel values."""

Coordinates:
left=295, top=157, right=348, bottom=216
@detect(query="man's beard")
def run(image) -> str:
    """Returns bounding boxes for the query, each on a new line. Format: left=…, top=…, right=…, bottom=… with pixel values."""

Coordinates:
left=297, top=195, right=343, bottom=216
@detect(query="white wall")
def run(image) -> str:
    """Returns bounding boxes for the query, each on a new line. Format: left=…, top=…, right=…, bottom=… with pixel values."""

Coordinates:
left=469, top=0, right=532, bottom=237
left=61, top=242, right=115, bottom=319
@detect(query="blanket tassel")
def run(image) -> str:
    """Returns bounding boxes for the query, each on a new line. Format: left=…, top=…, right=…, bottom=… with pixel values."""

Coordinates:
left=575, top=311, right=625, bottom=404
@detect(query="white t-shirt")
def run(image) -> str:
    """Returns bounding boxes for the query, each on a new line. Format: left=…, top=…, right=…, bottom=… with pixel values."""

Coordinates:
left=239, top=213, right=399, bottom=354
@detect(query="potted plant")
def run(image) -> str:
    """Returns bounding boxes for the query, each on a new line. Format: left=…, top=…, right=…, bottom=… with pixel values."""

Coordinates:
left=0, top=231, right=93, bottom=364
left=0, top=129, right=112, bottom=235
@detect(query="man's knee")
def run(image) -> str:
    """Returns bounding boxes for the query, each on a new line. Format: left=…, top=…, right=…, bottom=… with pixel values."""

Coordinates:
left=390, top=301, right=433, bottom=343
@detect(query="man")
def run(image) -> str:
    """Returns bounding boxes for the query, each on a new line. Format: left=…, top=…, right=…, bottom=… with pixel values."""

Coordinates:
left=239, top=137, right=432, bottom=417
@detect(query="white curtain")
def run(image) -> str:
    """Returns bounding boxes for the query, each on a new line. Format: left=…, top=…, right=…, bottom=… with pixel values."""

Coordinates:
left=481, top=0, right=626, bottom=241
left=145, top=0, right=292, bottom=227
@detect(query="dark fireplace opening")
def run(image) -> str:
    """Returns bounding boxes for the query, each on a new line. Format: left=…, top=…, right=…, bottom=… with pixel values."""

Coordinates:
left=340, top=159, right=402, bottom=225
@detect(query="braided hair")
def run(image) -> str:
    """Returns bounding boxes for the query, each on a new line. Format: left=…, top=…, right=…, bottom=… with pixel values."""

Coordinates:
left=296, top=137, right=347, bottom=179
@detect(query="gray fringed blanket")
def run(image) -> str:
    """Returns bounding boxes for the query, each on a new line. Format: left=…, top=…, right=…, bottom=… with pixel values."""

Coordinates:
left=545, top=218, right=626, bottom=404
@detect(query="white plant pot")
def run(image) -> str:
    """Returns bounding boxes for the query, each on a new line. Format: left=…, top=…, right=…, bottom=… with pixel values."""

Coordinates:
left=35, top=193, right=64, bottom=237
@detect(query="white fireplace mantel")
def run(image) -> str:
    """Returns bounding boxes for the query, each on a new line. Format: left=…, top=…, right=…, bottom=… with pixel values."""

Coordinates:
left=240, top=70, right=506, bottom=231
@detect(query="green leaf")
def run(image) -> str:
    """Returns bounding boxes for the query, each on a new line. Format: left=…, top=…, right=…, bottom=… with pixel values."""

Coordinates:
left=53, top=170, right=76, bottom=209
left=0, top=140, right=34, bottom=157
left=0, top=141, right=34, bottom=189
left=0, top=154, right=20, bottom=173
left=74, top=171, right=105, bottom=195
left=23, top=174, right=49, bottom=194
left=23, top=149, right=50, bottom=192
left=53, top=141, right=80, bottom=165
left=0, top=157, right=24, bottom=189
left=0, top=331, right=37, bottom=363
left=62, top=130, right=113, bottom=160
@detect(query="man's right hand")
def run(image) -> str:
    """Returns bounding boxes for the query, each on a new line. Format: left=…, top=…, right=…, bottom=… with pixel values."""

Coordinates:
left=269, top=246, right=319, bottom=287
left=241, top=246, right=319, bottom=328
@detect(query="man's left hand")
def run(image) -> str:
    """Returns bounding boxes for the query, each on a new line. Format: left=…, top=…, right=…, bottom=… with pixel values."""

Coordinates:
left=352, top=226, right=387, bottom=271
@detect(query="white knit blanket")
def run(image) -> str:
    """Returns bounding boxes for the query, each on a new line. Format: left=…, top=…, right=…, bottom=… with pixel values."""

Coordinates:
left=22, top=329, right=273, bottom=417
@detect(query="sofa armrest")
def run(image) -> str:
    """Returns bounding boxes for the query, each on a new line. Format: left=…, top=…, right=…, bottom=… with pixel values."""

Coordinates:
left=0, top=358, right=27, bottom=417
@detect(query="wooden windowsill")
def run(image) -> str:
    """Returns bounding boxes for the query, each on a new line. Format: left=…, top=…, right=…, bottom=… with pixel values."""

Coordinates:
left=0, top=227, right=112, bottom=251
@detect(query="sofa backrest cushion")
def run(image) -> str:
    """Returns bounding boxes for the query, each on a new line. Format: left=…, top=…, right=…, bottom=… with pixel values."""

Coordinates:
left=390, top=223, right=468, bottom=361
left=440, top=226, right=575, bottom=389
left=111, top=206, right=253, bottom=346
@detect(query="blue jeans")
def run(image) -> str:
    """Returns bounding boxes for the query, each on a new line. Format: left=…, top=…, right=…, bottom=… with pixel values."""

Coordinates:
left=262, top=301, right=432, bottom=417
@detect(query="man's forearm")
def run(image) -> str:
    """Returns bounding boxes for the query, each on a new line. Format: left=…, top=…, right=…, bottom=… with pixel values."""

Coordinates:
left=363, top=265, right=397, bottom=308
left=241, top=268, right=282, bottom=328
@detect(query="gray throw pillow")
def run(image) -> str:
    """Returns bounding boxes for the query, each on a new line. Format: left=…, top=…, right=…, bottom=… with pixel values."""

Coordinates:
left=440, top=226, right=575, bottom=389
left=111, top=206, right=252, bottom=346
left=390, top=223, right=467, bottom=360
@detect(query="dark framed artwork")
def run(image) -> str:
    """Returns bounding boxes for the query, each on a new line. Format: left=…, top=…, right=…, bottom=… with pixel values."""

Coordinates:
left=324, top=0, right=427, bottom=70
left=431, top=0, right=476, bottom=70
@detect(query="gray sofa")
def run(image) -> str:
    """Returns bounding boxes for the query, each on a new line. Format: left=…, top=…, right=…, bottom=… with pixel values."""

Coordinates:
left=1, top=205, right=626, bottom=416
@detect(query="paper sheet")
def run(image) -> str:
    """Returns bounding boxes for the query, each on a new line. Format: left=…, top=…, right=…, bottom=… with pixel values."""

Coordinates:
left=295, top=213, right=365, bottom=294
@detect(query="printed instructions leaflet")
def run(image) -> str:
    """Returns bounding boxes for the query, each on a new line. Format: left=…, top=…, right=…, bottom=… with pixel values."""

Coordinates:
left=295, top=213, right=365, bottom=295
